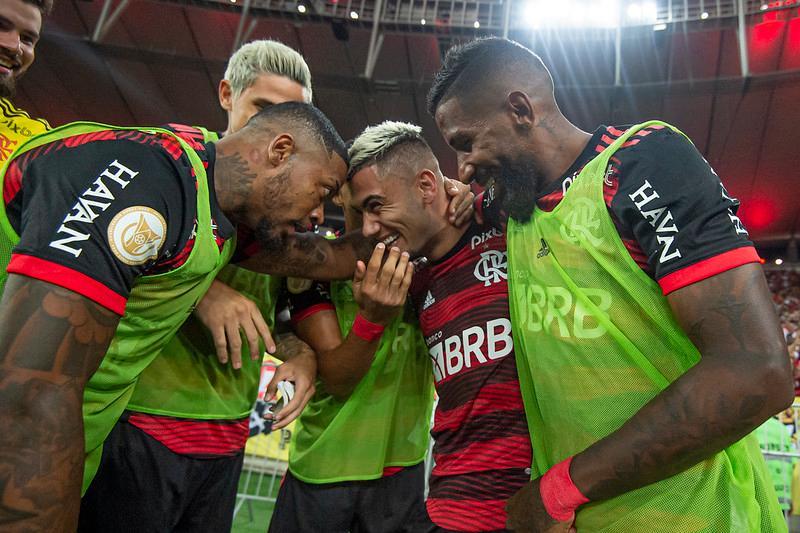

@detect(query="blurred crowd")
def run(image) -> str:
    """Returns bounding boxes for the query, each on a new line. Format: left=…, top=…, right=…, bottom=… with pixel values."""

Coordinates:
left=767, top=268, right=800, bottom=397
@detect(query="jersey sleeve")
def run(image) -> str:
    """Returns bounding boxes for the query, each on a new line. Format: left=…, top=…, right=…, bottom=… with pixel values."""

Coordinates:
left=284, top=278, right=335, bottom=326
left=610, top=127, right=758, bottom=295
left=6, top=137, right=189, bottom=315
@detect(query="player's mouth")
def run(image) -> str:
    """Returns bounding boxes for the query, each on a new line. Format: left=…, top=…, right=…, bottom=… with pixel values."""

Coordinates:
left=291, top=221, right=312, bottom=234
left=0, top=58, right=20, bottom=76
left=381, top=233, right=400, bottom=247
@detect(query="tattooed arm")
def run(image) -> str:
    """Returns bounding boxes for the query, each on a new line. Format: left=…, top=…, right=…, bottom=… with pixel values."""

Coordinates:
left=569, top=263, right=792, bottom=498
left=265, top=332, right=318, bottom=429
left=508, top=264, right=792, bottom=529
left=236, top=231, right=376, bottom=281
left=0, top=275, right=120, bottom=532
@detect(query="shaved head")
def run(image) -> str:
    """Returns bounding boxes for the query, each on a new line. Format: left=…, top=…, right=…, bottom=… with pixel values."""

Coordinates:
left=427, top=37, right=556, bottom=118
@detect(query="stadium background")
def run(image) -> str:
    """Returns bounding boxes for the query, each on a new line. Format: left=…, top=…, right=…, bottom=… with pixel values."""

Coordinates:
left=16, top=0, right=800, bottom=529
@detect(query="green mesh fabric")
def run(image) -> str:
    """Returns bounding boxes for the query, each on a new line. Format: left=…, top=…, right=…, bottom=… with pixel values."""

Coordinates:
left=127, top=127, right=279, bottom=420
left=127, top=264, right=279, bottom=419
left=506, top=121, right=786, bottom=532
left=289, top=281, right=435, bottom=483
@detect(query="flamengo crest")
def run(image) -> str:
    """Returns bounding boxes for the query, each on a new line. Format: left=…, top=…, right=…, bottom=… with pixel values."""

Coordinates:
left=474, top=250, right=508, bottom=287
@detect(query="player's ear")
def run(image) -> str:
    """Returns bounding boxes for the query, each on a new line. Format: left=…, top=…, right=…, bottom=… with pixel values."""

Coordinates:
left=219, top=80, right=233, bottom=112
left=506, top=91, right=534, bottom=129
left=417, top=169, right=438, bottom=204
left=268, top=133, right=295, bottom=166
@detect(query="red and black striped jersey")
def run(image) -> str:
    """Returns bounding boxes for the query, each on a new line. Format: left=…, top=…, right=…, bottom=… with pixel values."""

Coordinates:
left=409, top=222, right=531, bottom=532
left=3, top=125, right=233, bottom=315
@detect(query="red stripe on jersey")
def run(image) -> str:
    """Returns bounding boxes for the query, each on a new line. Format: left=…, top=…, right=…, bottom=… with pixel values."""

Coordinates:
left=621, top=138, right=641, bottom=148
left=658, top=246, right=759, bottom=295
left=621, top=237, right=651, bottom=271
left=433, top=380, right=523, bottom=432
left=167, top=124, right=206, bottom=141
left=600, top=134, right=617, bottom=146
left=128, top=413, right=249, bottom=456
left=422, top=281, right=508, bottom=333
left=606, top=125, right=627, bottom=137
left=3, top=160, right=22, bottom=204
left=426, top=498, right=510, bottom=532
left=382, top=466, right=405, bottom=477
left=7, top=254, right=127, bottom=315
left=432, top=434, right=532, bottom=476
left=159, top=135, right=184, bottom=161
left=62, top=130, right=116, bottom=148
left=292, top=303, right=336, bottom=325
left=537, top=188, right=565, bottom=210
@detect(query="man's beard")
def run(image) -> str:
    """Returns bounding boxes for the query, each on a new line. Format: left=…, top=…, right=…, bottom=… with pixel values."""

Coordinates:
left=249, top=168, right=293, bottom=252
left=496, top=154, right=544, bottom=224
left=0, top=75, right=16, bottom=99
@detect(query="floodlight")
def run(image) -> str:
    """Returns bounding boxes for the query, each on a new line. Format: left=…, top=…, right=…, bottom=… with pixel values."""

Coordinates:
left=523, top=0, right=620, bottom=29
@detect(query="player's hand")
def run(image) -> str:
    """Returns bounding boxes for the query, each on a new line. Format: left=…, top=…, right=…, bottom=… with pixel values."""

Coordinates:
left=265, top=349, right=316, bottom=430
left=193, top=279, right=276, bottom=369
left=352, top=243, right=414, bottom=326
left=506, top=478, right=577, bottom=533
left=443, top=176, right=475, bottom=227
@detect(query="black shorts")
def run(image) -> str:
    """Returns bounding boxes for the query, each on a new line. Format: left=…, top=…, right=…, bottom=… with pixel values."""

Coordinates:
left=268, top=463, right=427, bottom=533
left=78, top=414, right=244, bottom=533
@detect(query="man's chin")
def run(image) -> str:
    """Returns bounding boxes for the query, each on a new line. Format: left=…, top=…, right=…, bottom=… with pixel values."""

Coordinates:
left=0, top=77, right=15, bottom=99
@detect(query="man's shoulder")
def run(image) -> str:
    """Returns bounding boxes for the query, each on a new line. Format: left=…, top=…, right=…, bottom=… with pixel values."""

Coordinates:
left=607, top=123, right=690, bottom=163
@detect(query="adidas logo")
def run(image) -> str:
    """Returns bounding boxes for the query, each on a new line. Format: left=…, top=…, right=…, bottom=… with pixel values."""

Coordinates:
left=423, top=291, right=436, bottom=310
left=537, top=238, right=550, bottom=258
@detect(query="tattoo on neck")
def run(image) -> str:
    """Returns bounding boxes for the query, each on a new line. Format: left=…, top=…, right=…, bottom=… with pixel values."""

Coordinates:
left=215, top=151, right=258, bottom=215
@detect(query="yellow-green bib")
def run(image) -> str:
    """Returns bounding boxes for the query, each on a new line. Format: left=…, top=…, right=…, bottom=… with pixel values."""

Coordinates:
left=506, top=121, right=784, bottom=532
left=289, top=281, right=435, bottom=483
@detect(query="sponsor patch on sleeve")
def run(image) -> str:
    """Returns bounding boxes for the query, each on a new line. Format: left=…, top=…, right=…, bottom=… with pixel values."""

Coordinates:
left=107, top=206, right=167, bottom=265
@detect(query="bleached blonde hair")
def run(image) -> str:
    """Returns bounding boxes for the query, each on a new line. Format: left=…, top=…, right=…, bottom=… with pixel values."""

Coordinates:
left=225, top=40, right=313, bottom=102
left=348, top=121, right=435, bottom=179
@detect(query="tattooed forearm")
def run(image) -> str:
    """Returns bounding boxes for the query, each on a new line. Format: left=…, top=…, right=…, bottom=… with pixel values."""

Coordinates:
left=0, top=275, right=119, bottom=532
left=238, top=230, right=376, bottom=280
left=274, top=332, right=315, bottom=363
left=570, top=263, right=792, bottom=501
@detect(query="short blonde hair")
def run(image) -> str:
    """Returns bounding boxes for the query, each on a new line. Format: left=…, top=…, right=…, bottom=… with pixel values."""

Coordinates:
left=225, top=40, right=312, bottom=102
left=348, top=121, right=432, bottom=178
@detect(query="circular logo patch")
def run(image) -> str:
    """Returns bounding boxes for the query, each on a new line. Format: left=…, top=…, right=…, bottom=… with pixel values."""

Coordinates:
left=287, top=277, right=313, bottom=294
left=108, top=206, right=167, bottom=265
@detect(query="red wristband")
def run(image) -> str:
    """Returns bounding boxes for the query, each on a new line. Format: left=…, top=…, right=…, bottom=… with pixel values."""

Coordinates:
left=540, top=456, right=590, bottom=522
left=351, top=314, right=385, bottom=342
